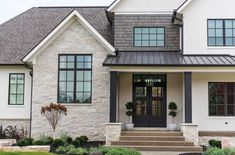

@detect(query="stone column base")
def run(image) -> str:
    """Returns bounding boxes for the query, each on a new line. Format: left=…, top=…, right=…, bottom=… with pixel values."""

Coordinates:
left=181, top=123, right=199, bottom=145
left=105, top=123, right=122, bottom=146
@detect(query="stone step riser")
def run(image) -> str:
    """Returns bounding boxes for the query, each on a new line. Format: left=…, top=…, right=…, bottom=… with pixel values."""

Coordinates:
left=119, top=136, right=185, bottom=141
left=111, top=141, right=194, bottom=146
left=113, top=146, right=203, bottom=152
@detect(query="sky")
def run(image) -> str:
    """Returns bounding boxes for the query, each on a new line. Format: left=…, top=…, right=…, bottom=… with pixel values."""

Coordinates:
left=0, top=0, right=114, bottom=24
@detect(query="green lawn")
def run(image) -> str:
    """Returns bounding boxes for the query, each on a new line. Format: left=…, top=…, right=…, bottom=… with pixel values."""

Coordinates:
left=0, top=153, right=55, bottom=155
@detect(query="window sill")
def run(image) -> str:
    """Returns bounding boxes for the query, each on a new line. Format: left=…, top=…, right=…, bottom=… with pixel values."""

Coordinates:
left=7, top=105, right=25, bottom=108
left=207, top=46, right=235, bottom=49
left=60, top=103, right=92, bottom=106
left=208, top=116, right=235, bottom=119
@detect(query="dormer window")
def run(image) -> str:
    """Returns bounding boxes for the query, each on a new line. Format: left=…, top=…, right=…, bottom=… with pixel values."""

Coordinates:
left=208, top=19, right=235, bottom=46
left=133, top=27, right=165, bottom=47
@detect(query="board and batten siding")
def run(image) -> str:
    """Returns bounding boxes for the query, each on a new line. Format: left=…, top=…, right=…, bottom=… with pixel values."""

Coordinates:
left=31, top=19, right=110, bottom=140
left=0, top=66, right=31, bottom=130
left=114, top=14, right=180, bottom=51
left=182, top=0, right=235, bottom=55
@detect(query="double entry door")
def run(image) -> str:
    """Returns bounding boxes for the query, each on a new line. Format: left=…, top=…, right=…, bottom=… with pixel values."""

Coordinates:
left=133, top=75, right=166, bottom=127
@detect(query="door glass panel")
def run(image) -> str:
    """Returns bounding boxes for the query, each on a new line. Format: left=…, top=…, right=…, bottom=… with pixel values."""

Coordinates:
left=136, top=87, right=147, bottom=97
left=152, top=87, right=163, bottom=97
left=135, top=100, right=147, bottom=116
left=152, top=100, right=162, bottom=116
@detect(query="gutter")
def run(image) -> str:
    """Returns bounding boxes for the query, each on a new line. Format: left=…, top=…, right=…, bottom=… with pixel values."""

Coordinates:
left=24, top=62, right=33, bottom=138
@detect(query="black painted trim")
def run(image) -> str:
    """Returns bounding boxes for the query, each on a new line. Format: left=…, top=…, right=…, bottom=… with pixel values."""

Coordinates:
left=57, top=54, right=92, bottom=104
left=184, top=72, right=192, bottom=123
left=133, top=26, right=166, bottom=47
left=110, top=71, right=118, bottom=123
left=8, top=73, right=25, bottom=105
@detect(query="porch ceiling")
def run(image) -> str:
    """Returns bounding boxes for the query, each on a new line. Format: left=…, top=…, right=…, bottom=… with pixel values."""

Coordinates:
left=103, top=51, right=235, bottom=67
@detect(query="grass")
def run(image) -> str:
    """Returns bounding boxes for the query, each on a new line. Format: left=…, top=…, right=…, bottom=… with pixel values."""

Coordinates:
left=0, top=153, right=55, bottom=155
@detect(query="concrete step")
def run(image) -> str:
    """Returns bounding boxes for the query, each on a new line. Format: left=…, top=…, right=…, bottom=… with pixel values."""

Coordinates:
left=121, top=131, right=183, bottom=136
left=111, top=140, right=194, bottom=146
left=111, top=145, right=203, bottom=152
left=119, top=136, right=185, bottom=141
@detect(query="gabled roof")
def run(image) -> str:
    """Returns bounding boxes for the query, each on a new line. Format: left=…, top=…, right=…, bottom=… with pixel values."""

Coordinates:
left=23, top=10, right=115, bottom=63
left=103, top=51, right=235, bottom=66
left=0, top=7, right=113, bottom=64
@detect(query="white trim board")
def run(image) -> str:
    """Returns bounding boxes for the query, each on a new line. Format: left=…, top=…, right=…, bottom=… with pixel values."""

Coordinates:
left=177, top=0, right=193, bottom=13
left=23, top=10, right=115, bottom=63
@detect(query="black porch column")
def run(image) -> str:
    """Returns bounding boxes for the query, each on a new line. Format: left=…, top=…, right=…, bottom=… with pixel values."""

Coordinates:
left=184, top=72, right=192, bottom=123
left=110, top=71, right=118, bottom=123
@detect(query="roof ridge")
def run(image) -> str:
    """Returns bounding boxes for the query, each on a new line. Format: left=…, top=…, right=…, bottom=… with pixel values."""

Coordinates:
left=37, top=6, right=108, bottom=9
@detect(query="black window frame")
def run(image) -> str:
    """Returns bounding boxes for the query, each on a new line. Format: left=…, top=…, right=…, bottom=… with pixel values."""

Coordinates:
left=8, top=73, right=25, bottom=105
left=208, top=82, right=235, bottom=117
left=58, top=54, right=92, bottom=104
left=133, top=27, right=165, bottom=47
left=207, top=19, right=235, bottom=46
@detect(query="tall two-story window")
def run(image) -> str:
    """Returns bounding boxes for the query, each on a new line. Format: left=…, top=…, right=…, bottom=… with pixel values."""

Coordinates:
left=209, top=82, right=235, bottom=116
left=58, top=55, right=92, bottom=104
left=134, top=27, right=165, bottom=47
left=208, top=19, right=235, bottom=46
left=9, top=73, right=25, bottom=105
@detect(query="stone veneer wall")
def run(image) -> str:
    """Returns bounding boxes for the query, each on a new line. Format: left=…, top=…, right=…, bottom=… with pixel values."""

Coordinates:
left=31, top=20, right=110, bottom=141
left=0, top=119, right=30, bottom=134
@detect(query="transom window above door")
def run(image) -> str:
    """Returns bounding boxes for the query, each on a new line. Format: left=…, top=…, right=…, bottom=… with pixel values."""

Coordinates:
left=133, top=27, right=165, bottom=47
left=208, top=19, right=235, bottom=46
left=58, top=54, right=92, bottom=104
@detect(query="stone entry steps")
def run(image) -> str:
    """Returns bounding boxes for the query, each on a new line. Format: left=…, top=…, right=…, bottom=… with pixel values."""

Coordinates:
left=110, top=130, right=203, bottom=152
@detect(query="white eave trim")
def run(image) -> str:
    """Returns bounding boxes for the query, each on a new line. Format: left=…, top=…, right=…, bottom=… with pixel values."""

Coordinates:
left=177, top=0, right=193, bottom=13
left=107, top=0, right=121, bottom=12
left=23, top=10, right=115, bottom=62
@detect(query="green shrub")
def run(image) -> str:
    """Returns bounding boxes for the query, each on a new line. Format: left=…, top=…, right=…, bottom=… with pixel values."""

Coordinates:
left=89, top=147, right=103, bottom=155
left=209, top=139, right=222, bottom=148
left=79, top=136, right=88, bottom=144
left=223, top=148, right=235, bottom=155
left=33, top=140, right=45, bottom=145
left=56, top=145, right=88, bottom=155
left=56, top=145, right=75, bottom=153
left=38, top=135, right=54, bottom=145
left=204, top=147, right=225, bottom=155
left=51, top=139, right=64, bottom=148
left=60, top=134, right=73, bottom=145
left=17, top=138, right=34, bottom=146
left=71, top=136, right=89, bottom=147
left=99, top=147, right=141, bottom=155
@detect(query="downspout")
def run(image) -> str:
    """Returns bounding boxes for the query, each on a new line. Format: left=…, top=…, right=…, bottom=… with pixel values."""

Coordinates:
left=24, top=63, right=33, bottom=138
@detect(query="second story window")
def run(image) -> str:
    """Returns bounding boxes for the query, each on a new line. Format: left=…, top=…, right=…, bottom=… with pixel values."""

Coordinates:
left=58, top=55, right=92, bottom=104
left=134, top=27, right=165, bottom=47
left=208, top=19, right=235, bottom=46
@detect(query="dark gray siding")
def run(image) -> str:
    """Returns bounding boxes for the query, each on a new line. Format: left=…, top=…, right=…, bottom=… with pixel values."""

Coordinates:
left=114, top=14, right=180, bottom=51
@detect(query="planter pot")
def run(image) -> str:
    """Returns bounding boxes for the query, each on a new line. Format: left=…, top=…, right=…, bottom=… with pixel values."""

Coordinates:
left=125, top=123, right=134, bottom=130
left=168, top=123, right=177, bottom=131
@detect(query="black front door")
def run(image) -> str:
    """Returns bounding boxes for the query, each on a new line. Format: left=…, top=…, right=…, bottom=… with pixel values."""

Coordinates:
left=133, top=75, right=166, bottom=127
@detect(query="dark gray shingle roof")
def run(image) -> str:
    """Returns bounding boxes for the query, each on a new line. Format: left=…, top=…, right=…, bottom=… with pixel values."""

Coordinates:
left=103, top=51, right=235, bottom=66
left=0, top=7, right=112, bottom=64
